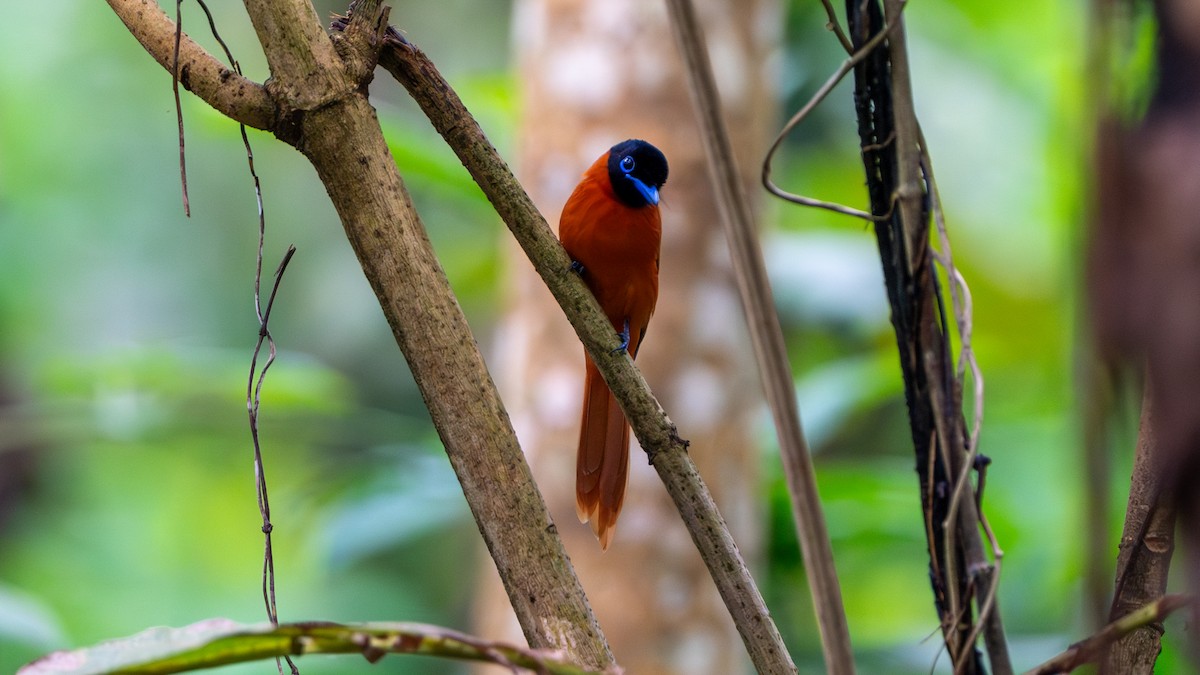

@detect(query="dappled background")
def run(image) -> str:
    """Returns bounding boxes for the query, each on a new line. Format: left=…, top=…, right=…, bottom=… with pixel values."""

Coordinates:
left=0, top=0, right=1174, bottom=673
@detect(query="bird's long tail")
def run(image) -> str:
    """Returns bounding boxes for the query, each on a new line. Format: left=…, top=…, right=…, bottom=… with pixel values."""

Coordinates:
left=575, top=354, right=630, bottom=551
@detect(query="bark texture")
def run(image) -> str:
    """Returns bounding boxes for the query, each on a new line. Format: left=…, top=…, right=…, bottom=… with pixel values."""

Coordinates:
left=107, top=0, right=615, bottom=667
left=1102, top=388, right=1174, bottom=674
left=107, top=0, right=273, bottom=128
left=843, top=0, right=1008, bottom=671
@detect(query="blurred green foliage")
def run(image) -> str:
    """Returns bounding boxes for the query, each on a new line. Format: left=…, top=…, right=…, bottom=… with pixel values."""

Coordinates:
left=0, top=0, right=1180, bottom=673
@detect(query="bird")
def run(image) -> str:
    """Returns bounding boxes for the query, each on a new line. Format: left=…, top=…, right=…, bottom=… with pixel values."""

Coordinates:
left=557, top=139, right=669, bottom=550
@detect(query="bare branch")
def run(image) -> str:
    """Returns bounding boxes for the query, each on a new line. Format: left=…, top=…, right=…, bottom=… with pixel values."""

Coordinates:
left=663, top=0, right=853, bottom=672
left=241, top=0, right=349, bottom=109
left=108, top=0, right=615, bottom=666
left=1026, top=595, right=1191, bottom=675
left=105, top=0, right=275, bottom=130
left=1104, top=385, right=1175, bottom=672
left=879, top=2, right=997, bottom=669
left=360, top=20, right=795, bottom=675
left=256, top=1, right=613, bottom=664
left=832, top=0, right=1012, bottom=670
left=170, top=0, right=190, bottom=217
left=761, top=15, right=901, bottom=221
left=818, top=0, right=854, bottom=53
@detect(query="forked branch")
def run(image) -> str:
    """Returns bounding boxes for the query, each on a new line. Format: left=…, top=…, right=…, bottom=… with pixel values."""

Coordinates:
left=108, top=0, right=274, bottom=130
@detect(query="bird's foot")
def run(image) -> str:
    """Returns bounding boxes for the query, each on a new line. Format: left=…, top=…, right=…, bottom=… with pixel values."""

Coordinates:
left=611, top=319, right=630, bottom=354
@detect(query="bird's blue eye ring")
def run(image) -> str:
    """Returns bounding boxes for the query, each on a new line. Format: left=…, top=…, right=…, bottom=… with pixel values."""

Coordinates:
left=620, top=156, right=635, bottom=173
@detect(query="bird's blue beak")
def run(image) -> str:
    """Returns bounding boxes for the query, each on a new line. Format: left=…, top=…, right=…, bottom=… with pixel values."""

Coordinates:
left=626, top=176, right=660, bottom=206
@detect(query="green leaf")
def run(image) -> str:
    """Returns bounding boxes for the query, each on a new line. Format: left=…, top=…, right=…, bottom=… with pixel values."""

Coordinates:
left=19, top=619, right=606, bottom=675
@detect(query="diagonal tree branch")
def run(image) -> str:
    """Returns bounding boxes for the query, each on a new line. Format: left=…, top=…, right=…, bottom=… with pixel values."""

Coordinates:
left=661, top=0, right=854, bottom=672
left=107, top=0, right=614, bottom=668
left=107, top=0, right=275, bottom=130
left=359, top=20, right=798, bottom=675
left=1027, top=594, right=1190, bottom=675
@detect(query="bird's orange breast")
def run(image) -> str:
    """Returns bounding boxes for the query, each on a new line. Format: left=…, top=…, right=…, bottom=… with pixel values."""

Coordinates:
left=558, top=154, right=661, bottom=335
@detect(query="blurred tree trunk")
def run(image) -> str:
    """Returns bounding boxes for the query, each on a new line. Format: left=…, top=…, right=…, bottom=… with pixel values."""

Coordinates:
left=1088, top=0, right=1200, bottom=669
left=474, top=1, right=778, bottom=672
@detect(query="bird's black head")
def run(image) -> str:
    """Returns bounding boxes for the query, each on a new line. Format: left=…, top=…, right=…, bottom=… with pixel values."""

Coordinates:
left=607, top=139, right=668, bottom=208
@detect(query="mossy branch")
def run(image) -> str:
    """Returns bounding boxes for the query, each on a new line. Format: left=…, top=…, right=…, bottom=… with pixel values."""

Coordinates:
left=20, top=619, right=618, bottom=675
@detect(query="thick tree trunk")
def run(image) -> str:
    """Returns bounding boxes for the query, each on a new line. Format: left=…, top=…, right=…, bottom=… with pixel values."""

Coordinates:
left=107, top=0, right=616, bottom=667
left=475, top=1, right=777, bottom=672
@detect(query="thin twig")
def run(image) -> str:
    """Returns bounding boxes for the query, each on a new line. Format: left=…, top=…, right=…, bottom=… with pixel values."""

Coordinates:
left=831, top=0, right=1011, bottom=670
left=195, top=0, right=239, bottom=70
left=171, top=0, right=189, bottom=217
left=1025, top=595, right=1191, bottom=675
left=184, top=4, right=300, bottom=670
left=819, top=0, right=855, bottom=53
left=247, top=245, right=297, bottom=675
left=924, top=431, right=942, bottom=587
left=930, top=379, right=966, bottom=667
left=662, top=0, right=851, bottom=671
left=922, top=129, right=1009, bottom=675
left=244, top=128, right=295, bottom=675
left=105, top=0, right=275, bottom=129
left=761, top=10, right=903, bottom=221
left=924, top=138, right=983, bottom=527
